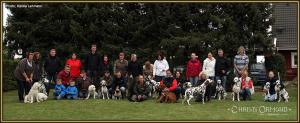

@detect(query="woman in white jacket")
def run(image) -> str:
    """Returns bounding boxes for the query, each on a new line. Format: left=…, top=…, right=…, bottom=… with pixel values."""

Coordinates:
left=202, top=52, right=216, bottom=79
left=202, top=52, right=216, bottom=98
left=153, top=53, right=169, bottom=82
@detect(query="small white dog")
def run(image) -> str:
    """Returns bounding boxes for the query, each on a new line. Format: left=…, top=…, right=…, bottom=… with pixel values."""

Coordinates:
left=216, top=80, right=225, bottom=100
left=36, top=93, right=48, bottom=102
left=24, top=82, right=41, bottom=103
left=86, top=85, right=98, bottom=99
left=232, top=77, right=241, bottom=101
left=99, top=80, right=109, bottom=99
left=263, top=82, right=271, bottom=97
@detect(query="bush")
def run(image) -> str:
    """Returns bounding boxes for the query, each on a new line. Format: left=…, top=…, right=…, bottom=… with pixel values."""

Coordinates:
left=3, top=59, right=18, bottom=91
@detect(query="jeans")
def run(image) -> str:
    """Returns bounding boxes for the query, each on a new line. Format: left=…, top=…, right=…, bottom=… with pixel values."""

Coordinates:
left=16, top=79, right=32, bottom=101
left=264, top=94, right=277, bottom=101
left=189, top=77, right=199, bottom=87
left=241, top=88, right=251, bottom=100
left=154, top=75, right=165, bottom=82
left=215, top=76, right=227, bottom=91
left=67, top=94, right=78, bottom=100
left=46, top=73, right=57, bottom=95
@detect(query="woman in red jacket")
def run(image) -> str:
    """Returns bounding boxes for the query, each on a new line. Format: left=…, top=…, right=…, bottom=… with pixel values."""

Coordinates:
left=66, top=53, right=82, bottom=79
left=186, top=53, right=202, bottom=86
left=240, top=70, right=254, bottom=101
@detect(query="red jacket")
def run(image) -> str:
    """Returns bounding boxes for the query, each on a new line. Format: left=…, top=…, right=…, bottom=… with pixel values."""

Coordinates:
left=57, top=70, right=72, bottom=86
left=66, top=59, right=82, bottom=78
left=160, top=78, right=177, bottom=92
left=186, top=59, right=202, bottom=79
left=241, top=77, right=253, bottom=90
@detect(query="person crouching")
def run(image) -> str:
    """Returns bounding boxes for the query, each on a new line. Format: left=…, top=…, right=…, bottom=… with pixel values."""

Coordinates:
left=53, top=78, right=66, bottom=100
left=131, top=75, right=150, bottom=102
left=66, top=80, right=78, bottom=100
left=159, top=70, right=181, bottom=100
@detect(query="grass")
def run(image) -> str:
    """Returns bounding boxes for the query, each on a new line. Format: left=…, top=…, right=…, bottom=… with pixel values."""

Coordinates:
left=2, top=86, right=298, bottom=121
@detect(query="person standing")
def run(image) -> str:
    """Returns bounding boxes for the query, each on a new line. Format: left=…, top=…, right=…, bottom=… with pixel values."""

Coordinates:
left=44, top=49, right=62, bottom=96
left=33, top=52, right=42, bottom=82
left=234, top=46, right=249, bottom=77
left=127, top=54, right=142, bottom=78
left=202, top=52, right=216, bottom=98
left=113, top=52, right=128, bottom=77
left=186, top=52, right=202, bottom=86
left=215, top=49, right=230, bottom=93
left=153, top=52, right=169, bottom=82
left=14, top=51, right=35, bottom=103
left=84, top=44, right=101, bottom=84
left=99, top=55, right=113, bottom=77
left=66, top=53, right=82, bottom=79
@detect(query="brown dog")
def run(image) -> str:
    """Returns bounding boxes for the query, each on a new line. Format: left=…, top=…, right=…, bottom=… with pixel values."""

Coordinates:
left=157, top=84, right=177, bottom=103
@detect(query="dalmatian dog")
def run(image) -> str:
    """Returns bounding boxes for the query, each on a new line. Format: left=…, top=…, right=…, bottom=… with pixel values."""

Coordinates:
left=37, top=77, right=49, bottom=95
left=263, top=82, right=271, bottom=98
left=216, top=80, right=225, bottom=100
left=182, top=79, right=213, bottom=105
left=232, top=77, right=241, bottom=101
left=275, top=80, right=289, bottom=102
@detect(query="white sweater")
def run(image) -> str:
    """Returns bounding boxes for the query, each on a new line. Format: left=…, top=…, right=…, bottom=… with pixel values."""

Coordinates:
left=202, top=57, right=216, bottom=77
left=153, top=59, right=169, bottom=77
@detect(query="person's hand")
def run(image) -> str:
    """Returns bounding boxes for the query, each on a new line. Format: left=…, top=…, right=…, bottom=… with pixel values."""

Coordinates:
left=130, top=75, right=133, bottom=78
left=238, top=70, right=242, bottom=75
left=163, top=88, right=169, bottom=92
left=222, top=70, right=226, bottom=74
left=138, top=95, right=142, bottom=100
left=25, top=77, right=30, bottom=83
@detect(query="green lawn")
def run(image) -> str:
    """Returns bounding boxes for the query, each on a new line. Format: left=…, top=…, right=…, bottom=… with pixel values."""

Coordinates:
left=2, top=86, right=298, bottom=121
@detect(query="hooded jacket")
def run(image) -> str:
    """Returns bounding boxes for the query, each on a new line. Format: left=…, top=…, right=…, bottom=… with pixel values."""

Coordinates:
left=186, top=59, right=202, bottom=78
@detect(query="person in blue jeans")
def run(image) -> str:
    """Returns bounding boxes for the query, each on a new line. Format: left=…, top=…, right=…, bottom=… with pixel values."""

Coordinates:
left=66, top=80, right=78, bottom=100
left=215, top=49, right=230, bottom=95
left=53, top=78, right=66, bottom=100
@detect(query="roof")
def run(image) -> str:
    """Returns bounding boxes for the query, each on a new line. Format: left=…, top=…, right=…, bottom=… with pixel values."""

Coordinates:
left=272, top=3, right=298, bottom=50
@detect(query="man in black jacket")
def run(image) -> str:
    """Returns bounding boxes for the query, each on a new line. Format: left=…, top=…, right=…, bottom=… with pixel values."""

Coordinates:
left=44, top=49, right=62, bottom=95
left=215, top=49, right=230, bottom=95
left=84, top=44, right=101, bottom=87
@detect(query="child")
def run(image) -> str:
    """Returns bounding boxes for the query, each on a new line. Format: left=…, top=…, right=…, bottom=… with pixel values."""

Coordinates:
left=240, top=70, right=254, bottom=101
left=66, top=80, right=78, bottom=100
left=77, top=72, right=91, bottom=99
left=53, top=78, right=66, bottom=100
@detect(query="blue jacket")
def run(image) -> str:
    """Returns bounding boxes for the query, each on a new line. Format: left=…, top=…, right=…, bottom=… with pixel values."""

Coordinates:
left=66, top=85, right=78, bottom=95
left=54, top=84, right=66, bottom=95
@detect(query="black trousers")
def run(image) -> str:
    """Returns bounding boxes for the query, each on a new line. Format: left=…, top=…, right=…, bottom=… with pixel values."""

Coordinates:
left=46, top=73, right=57, bottom=95
left=87, top=70, right=99, bottom=88
left=16, top=78, right=32, bottom=101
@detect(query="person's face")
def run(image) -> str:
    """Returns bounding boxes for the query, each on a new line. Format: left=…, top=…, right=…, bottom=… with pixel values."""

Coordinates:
left=71, top=54, right=77, bottom=59
left=166, top=71, right=172, bottom=77
left=138, top=76, right=144, bottom=83
left=70, top=81, right=75, bottom=86
left=176, top=72, right=180, bottom=78
left=50, top=50, right=56, bottom=56
left=208, top=53, right=212, bottom=59
left=105, top=72, right=110, bottom=77
left=239, top=48, right=245, bottom=55
left=104, top=56, right=108, bottom=62
left=218, top=50, right=224, bottom=57
left=91, top=46, right=96, bottom=53
left=119, top=54, right=124, bottom=60
left=269, top=72, right=274, bottom=78
left=36, top=54, right=40, bottom=59
left=132, top=56, right=137, bottom=62
left=57, top=80, right=62, bottom=85
left=28, top=53, right=34, bottom=61
left=158, top=55, right=162, bottom=60
left=191, top=53, right=196, bottom=60
left=116, top=72, right=121, bottom=78
left=65, top=67, right=70, bottom=73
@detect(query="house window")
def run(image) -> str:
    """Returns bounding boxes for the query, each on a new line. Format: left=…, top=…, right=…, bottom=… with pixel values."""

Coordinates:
left=291, top=52, right=298, bottom=68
